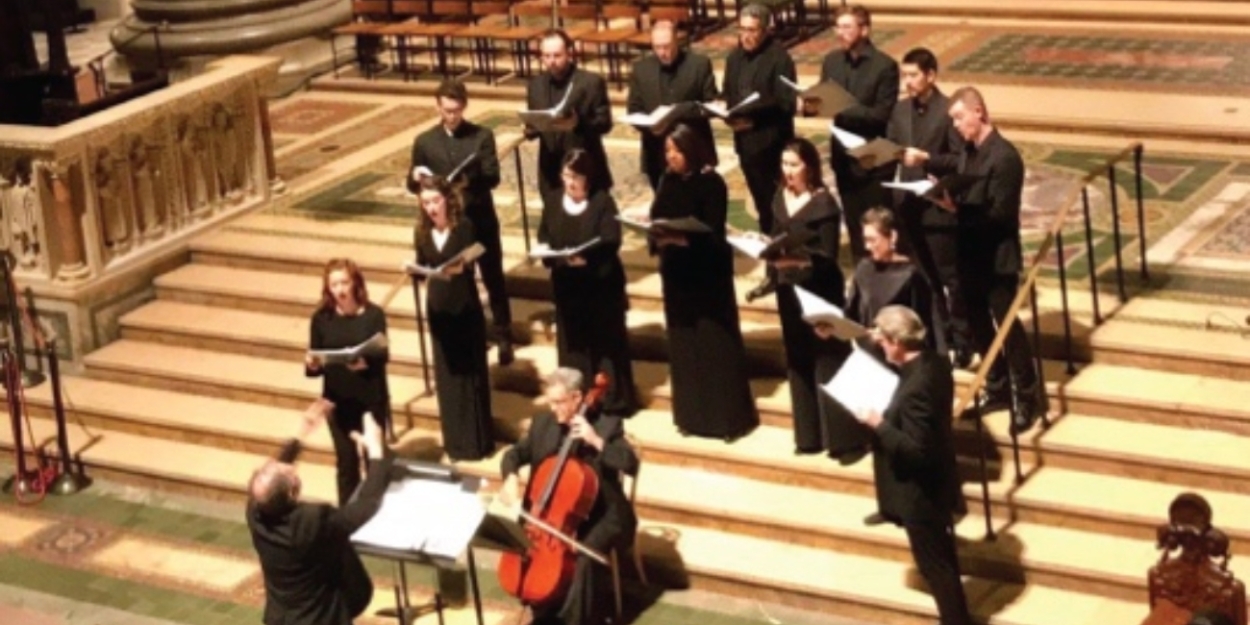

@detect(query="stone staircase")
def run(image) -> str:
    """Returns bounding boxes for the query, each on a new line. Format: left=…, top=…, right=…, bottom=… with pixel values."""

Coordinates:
left=6, top=211, right=1250, bottom=625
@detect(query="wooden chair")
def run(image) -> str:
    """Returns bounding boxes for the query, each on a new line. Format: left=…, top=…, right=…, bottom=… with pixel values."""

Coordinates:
left=453, top=2, right=544, bottom=84
left=330, top=0, right=395, bottom=79
left=380, top=0, right=469, bottom=81
left=1143, top=493, right=1247, bottom=625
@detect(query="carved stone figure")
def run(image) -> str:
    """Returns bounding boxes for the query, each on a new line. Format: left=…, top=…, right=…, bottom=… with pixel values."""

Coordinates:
left=94, top=148, right=131, bottom=253
left=127, top=135, right=161, bottom=240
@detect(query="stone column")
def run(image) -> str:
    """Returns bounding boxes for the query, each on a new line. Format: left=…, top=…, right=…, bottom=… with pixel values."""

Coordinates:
left=42, top=160, right=91, bottom=283
left=110, top=0, right=352, bottom=66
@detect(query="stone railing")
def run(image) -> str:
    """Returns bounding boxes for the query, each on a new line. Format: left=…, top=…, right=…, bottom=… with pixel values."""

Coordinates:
left=0, top=55, right=281, bottom=364
left=0, top=55, right=280, bottom=287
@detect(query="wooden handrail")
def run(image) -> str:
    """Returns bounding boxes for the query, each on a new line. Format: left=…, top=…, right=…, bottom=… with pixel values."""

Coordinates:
left=952, top=141, right=1143, bottom=416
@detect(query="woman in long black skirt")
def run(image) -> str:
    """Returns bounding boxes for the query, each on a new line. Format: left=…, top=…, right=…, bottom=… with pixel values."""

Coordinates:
left=647, top=123, right=758, bottom=441
left=305, top=258, right=391, bottom=505
left=763, top=138, right=862, bottom=462
left=538, top=149, right=638, bottom=417
left=413, top=176, right=495, bottom=461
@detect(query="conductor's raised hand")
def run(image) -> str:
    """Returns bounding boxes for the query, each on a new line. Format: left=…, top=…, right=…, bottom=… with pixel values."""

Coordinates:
left=299, top=398, right=334, bottom=440
left=568, top=413, right=604, bottom=451
left=350, top=414, right=386, bottom=460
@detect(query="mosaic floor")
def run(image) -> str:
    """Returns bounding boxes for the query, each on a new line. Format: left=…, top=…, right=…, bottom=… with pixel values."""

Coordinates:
left=267, top=92, right=1250, bottom=301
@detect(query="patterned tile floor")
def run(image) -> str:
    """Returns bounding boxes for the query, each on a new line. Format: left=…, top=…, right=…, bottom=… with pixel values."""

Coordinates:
left=0, top=466, right=855, bottom=625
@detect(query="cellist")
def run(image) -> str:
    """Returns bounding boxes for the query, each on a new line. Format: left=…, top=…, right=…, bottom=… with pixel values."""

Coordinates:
left=499, top=367, right=639, bottom=625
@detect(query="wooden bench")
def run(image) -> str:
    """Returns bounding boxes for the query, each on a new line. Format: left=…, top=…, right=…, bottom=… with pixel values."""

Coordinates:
left=1144, top=493, right=1246, bottom=625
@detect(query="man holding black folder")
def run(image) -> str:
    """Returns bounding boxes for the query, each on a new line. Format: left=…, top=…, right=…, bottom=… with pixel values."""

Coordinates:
left=525, top=29, right=614, bottom=199
left=626, top=20, right=718, bottom=190
left=821, top=4, right=899, bottom=263
left=887, top=48, right=969, bottom=365
left=918, top=87, right=1046, bottom=433
left=248, top=399, right=394, bottom=625
left=722, top=3, right=796, bottom=235
left=410, top=80, right=514, bottom=365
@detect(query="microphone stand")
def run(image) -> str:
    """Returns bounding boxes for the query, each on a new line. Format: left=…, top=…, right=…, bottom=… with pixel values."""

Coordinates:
left=0, top=251, right=43, bottom=388
left=46, top=337, right=87, bottom=495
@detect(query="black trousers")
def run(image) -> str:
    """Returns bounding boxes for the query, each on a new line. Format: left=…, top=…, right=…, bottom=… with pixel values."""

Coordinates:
left=904, top=522, right=973, bottom=625
left=962, top=268, right=1042, bottom=405
left=739, top=146, right=783, bottom=234
left=899, top=221, right=968, bottom=356
left=327, top=399, right=388, bottom=506
left=466, top=204, right=512, bottom=334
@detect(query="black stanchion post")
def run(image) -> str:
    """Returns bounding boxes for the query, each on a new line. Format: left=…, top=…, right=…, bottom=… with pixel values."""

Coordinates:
left=411, top=278, right=433, bottom=397
left=47, top=338, right=87, bottom=495
left=1, top=349, right=33, bottom=496
left=0, top=253, right=43, bottom=388
left=971, top=398, right=995, bottom=541
left=1054, top=230, right=1077, bottom=376
left=1134, top=145, right=1148, bottom=283
left=513, top=145, right=531, bottom=254
left=1107, top=164, right=1127, bottom=302
left=1080, top=188, right=1101, bottom=325
left=1028, top=283, right=1052, bottom=430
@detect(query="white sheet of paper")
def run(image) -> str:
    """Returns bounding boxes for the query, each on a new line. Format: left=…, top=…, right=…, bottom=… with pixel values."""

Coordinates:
left=829, top=123, right=867, bottom=149
left=779, top=75, right=803, bottom=92
left=527, top=237, right=602, bottom=260
left=351, top=478, right=487, bottom=561
left=882, top=179, right=936, bottom=196
left=821, top=347, right=899, bottom=416
left=623, top=104, right=674, bottom=127
left=794, top=286, right=868, bottom=340
left=726, top=234, right=770, bottom=259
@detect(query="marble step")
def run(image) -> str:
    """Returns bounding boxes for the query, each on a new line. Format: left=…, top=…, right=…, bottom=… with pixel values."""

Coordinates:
left=1089, top=297, right=1250, bottom=381
left=1060, top=362, right=1250, bottom=436
left=189, top=226, right=1105, bottom=354
left=0, top=414, right=1147, bottom=625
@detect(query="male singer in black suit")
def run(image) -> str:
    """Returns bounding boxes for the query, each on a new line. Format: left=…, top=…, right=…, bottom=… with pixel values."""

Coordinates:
left=888, top=48, right=969, bottom=364
left=525, top=29, right=614, bottom=198
left=247, top=399, right=395, bottom=625
left=410, top=79, right=514, bottom=364
left=821, top=4, right=899, bottom=263
left=723, top=3, right=796, bottom=237
left=626, top=20, right=719, bottom=190
left=908, top=87, right=1046, bottom=433
left=499, top=367, right=638, bottom=625
left=855, top=305, right=972, bottom=625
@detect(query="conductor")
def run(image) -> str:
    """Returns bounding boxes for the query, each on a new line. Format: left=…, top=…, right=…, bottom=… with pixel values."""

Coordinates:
left=247, top=399, right=395, bottom=625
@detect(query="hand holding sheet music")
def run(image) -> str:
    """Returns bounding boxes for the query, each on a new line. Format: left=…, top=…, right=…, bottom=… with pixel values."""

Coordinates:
left=726, top=230, right=815, bottom=261
left=528, top=237, right=602, bottom=263
left=623, top=104, right=688, bottom=135
left=780, top=77, right=860, bottom=118
left=617, top=214, right=712, bottom=235
left=307, top=332, right=389, bottom=367
left=403, top=242, right=486, bottom=281
left=883, top=173, right=981, bottom=211
left=830, top=122, right=905, bottom=168
left=794, top=286, right=869, bottom=341
left=518, top=85, right=576, bottom=132
left=821, top=346, right=899, bottom=418
left=700, top=92, right=760, bottom=120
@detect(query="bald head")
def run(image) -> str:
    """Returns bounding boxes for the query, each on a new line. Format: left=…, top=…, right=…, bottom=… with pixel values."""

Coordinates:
left=651, top=20, right=679, bottom=66
left=249, top=460, right=301, bottom=518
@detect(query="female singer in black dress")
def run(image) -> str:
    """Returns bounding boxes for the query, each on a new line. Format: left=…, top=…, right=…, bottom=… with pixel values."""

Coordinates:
left=413, top=176, right=495, bottom=461
left=538, top=149, right=638, bottom=417
left=305, top=258, right=391, bottom=505
left=844, top=207, right=935, bottom=355
left=765, top=138, right=862, bottom=461
left=648, top=123, right=758, bottom=441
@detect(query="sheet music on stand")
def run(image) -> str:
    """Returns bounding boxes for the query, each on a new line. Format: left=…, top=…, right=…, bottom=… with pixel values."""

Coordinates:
left=351, top=461, right=485, bottom=563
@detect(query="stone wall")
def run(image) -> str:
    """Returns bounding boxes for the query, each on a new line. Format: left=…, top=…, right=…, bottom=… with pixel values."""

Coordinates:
left=0, top=55, right=282, bottom=366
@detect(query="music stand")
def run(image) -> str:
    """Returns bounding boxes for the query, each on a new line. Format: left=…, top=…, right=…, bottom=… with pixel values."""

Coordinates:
left=351, top=460, right=528, bottom=625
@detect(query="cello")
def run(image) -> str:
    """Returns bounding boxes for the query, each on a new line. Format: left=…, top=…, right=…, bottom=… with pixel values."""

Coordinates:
left=498, top=373, right=611, bottom=608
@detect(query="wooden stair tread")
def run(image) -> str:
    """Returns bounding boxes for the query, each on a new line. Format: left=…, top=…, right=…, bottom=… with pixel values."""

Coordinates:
left=0, top=415, right=337, bottom=502
left=1066, top=362, right=1250, bottom=421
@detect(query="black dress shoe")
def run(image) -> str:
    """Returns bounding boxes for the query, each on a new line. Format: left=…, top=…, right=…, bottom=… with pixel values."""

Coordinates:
left=497, top=337, right=515, bottom=366
left=978, top=393, right=1012, bottom=415
left=863, top=511, right=886, bottom=526
left=952, top=348, right=976, bottom=370
left=794, top=446, right=822, bottom=456
left=1010, top=399, right=1040, bottom=435
left=745, top=275, right=777, bottom=303
left=834, top=447, right=870, bottom=466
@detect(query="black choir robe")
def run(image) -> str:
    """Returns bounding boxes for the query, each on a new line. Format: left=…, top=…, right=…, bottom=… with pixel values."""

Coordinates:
left=538, top=190, right=638, bottom=417
left=626, top=50, right=719, bottom=187
left=525, top=66, right=614, bottom=196
left=651, top=169, right=758, bottom=440
left=820, top=41, right=900, bottom=260
left=500, top=410, right=638, bottom=625
left=768, top=188, right=858, bottom=455
left=414, top=220, right=494, bottom=461
left=846, top=258, right=937, bottom=363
